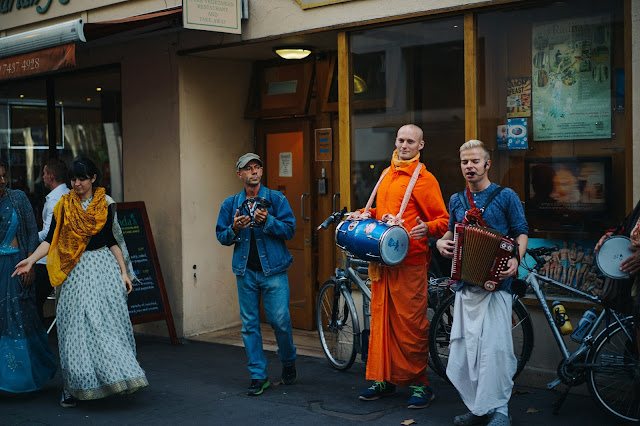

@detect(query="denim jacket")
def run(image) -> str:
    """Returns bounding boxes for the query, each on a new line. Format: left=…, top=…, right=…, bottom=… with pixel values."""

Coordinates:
left=216, top=185, right=295, bottom=276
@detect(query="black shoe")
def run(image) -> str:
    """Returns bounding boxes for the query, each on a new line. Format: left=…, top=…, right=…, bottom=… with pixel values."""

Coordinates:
left=281, top=365, right=297, bottom=385
left=60, top=389, right=76, bottom=408
left=407, top=382, right=435, bottom=409
left=359, top=381, right=396, bottom=401
left=247, top=378, right=270, bottom=396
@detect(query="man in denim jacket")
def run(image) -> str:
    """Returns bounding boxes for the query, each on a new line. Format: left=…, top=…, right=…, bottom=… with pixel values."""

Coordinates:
left=216, top=153, right=297, bottom=396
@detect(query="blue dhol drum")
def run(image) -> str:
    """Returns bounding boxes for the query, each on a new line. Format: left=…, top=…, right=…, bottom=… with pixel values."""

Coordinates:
left=335, top=219, right=409, bottom=266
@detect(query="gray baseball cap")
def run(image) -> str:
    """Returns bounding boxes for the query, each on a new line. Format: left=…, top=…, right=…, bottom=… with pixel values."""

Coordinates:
left=236, top=153, right=263, bottom=171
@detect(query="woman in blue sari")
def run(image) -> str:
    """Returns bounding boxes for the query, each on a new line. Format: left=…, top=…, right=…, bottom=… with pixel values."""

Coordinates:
left=0, top=161, right=57, bottom=392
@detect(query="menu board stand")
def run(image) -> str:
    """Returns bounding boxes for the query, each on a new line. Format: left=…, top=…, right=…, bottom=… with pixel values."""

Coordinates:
left=117, top=202, right=178, bottom=345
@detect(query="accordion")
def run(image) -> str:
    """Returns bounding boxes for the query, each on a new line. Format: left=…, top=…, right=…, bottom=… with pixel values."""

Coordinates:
left=451, top=223, right=516, bottom=291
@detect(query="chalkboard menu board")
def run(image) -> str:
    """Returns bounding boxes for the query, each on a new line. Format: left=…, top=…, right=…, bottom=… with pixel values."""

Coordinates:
left=117, top=202, right=178, bottom=345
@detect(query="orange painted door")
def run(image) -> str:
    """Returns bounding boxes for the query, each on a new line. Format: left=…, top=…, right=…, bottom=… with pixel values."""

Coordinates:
left=257, top=120, right=314, bottom=330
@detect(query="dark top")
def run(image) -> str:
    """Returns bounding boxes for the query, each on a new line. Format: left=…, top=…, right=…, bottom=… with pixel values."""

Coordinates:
left=246, top=228, right=262, bottom=271
left=620, top=199, right=640, bottom=238
left=45, top=208, right=117, bottom=250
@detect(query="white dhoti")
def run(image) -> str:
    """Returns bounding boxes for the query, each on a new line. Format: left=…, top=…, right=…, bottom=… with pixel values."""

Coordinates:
left=446, top=286, right=517, bottom=416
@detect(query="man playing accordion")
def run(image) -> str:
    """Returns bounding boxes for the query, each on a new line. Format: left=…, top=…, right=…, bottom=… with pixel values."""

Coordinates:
left=436, top=140, right=528, bottom=426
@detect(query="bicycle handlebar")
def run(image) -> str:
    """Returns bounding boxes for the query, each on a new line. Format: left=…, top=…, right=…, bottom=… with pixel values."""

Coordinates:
left=527, top=246, right=556, bottom=257
left=525, top=245, right=558, bottom=270
left=317, top=207, right=349, bottom=230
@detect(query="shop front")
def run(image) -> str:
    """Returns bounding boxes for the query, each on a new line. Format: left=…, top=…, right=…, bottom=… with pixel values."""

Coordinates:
left=0, top=0, right=638, bottom=371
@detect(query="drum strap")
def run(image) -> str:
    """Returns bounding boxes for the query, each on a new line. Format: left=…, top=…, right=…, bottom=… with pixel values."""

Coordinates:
left=363, top=162, right=423, bottom=226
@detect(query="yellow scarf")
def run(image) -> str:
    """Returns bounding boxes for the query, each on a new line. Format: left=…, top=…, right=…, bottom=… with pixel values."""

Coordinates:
left=47, top=187, right=109, bottom=287
left=392, top=149, right=420, bottom=169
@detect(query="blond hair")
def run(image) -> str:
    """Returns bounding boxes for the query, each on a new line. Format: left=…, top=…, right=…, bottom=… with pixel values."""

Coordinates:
left=459, top=139, right=490, bottom=160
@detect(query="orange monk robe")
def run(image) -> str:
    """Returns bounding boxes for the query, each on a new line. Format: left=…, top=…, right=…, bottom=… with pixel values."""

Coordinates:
left=366, top=159, right=449, bottom=386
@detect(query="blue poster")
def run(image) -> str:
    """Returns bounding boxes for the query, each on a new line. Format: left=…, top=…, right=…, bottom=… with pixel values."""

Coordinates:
left=507, top=118, right=528, bottom=150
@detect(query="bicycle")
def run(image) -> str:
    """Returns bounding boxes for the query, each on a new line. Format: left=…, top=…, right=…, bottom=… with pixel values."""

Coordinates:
left=428, top=245, right=639, bottom=422
left=316, top=209, right=451, bottom=371
left=316, top=208, right=372, bottom=370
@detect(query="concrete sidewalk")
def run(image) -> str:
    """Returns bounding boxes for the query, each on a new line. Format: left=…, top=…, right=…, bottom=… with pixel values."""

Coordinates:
left=0, top=335, right=614, bottom=425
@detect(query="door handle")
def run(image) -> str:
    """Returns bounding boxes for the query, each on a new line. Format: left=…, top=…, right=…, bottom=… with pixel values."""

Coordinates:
left=332, top=192, right=340, bottom=213
left=300, top=193, right=310, bottom=222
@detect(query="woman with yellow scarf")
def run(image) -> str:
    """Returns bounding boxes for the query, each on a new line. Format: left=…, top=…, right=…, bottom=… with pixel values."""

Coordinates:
left=13, top=157, right=148, bottom=408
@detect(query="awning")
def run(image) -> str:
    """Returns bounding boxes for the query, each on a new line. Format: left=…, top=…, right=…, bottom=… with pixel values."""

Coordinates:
left=83, top=7, right=182, bottom=40
left=0, top=7, right=181, bottom=81
left=0, top=44, right=76, bottom=81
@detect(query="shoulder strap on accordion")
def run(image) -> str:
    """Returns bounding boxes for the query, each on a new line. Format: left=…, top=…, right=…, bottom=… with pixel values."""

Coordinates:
left=461, top=185, right=505, bottom=226
left=484, top=186, right=505, bottom=210
left=457, top=190, right=470, bottom=210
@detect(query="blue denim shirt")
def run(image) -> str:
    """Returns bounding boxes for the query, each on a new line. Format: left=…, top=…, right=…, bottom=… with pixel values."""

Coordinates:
left=216, top=185, right=295, bottom=277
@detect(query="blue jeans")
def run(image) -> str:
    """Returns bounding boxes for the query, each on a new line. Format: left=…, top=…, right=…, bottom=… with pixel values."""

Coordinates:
left=236, top=270, right=297, bottom=379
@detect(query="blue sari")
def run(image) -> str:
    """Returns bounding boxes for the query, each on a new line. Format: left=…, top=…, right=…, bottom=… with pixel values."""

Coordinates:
left=0, top=196, right=57, bottom=392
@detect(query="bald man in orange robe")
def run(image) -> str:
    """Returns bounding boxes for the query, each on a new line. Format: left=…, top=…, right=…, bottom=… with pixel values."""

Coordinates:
left=354, top=124, right=449, bottom=409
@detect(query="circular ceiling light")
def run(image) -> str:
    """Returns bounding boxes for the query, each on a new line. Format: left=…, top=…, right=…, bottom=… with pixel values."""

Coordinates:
left=273, top=46, right=312, bottom=60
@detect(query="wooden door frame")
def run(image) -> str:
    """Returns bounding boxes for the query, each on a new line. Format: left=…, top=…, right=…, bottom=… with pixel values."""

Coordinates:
left=255, top=118, right=315, bottom=330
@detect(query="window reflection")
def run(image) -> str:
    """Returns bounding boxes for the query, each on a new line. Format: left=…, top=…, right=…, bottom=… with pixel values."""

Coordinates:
left=350, top=17, right=465, bottom=208
left=0, top=67, right=123, bottom=227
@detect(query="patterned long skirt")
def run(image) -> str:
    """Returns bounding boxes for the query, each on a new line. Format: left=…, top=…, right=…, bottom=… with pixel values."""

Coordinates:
left=57, top=247, right=148, bottom=400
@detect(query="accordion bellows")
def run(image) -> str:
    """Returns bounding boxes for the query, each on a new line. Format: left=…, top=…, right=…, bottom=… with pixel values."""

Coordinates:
left=451, top=223, right=515, bottom=291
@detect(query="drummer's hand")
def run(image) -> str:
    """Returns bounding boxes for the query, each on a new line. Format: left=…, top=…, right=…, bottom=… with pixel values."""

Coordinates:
left=349, top=210, right=370, bottom=220
left=436, top=238, right=455, bottom=259
left=594, top=231, right=614, bottom=253
left=499, top=258, right=520, bottom=279
left=410, top=217, right=428, bottom=240
left=620, top=245, right=640, bottom=276
left=254, top=207, right=268, bottom=225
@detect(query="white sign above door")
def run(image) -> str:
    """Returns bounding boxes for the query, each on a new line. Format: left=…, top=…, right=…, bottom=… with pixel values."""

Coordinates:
left=183, top=0, right=242, bottom=34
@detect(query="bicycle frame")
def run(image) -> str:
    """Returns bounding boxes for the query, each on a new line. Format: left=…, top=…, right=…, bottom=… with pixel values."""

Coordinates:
left=525, top=270, right=631, bottom=365
left=333, top=254, right=371, bottom=353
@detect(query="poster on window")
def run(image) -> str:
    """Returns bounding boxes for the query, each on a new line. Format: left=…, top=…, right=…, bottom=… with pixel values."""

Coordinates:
left=531, top=16, right=611, bottom=141
left=507, top=118, right=528, bottom=150
left=506, top=77, right=531, bottom=118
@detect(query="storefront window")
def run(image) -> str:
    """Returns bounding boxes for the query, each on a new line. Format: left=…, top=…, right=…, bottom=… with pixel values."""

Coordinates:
left=477, top=0, right=626, bottom=294
left=350, top=17, right=465, bottom=208
left=0, top=67, right=123, bottom=224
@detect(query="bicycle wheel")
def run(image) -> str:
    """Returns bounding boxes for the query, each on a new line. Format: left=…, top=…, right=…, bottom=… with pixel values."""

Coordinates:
left=512, top=298, right=534, bottom=379
left=428, top=293, right=456, bottom=379
left=316, top=279, right=359, bottom=370
left=427, top=278, right=453, bottom=373
left=428, top=292, right=534, bottom=381
left=587, top=316, right=640, bottom=422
